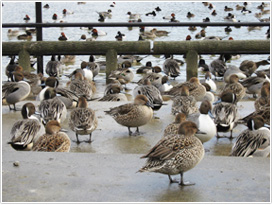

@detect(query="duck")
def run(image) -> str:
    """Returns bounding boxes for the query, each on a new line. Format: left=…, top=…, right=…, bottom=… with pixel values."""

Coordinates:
left=163, top=13, right=175, bottom=20
left=69, top=72, right=95, bottom=101
left=209, top=54, right=227, bottom=79
left=52, top=13, right=58, bottom=20
left=17, top=31, right=32, bottom=40
left=60, top=55, right=76, bottom=64
left=46, top=55, right=63, bottom=77
left=2, top=72, right=31, bottom=111
left=202, top=2, right=209, bottom=6
left=32, top=120, right=71, bottom=152
left=188, top=26, right=197, bottom=31
left=254, top=81, right=270, bottom=111
left=230, top=115, right=270, bottom=157
left=224, top=6, right=233, bottom=11
left=104, top=79, right=124, bottom=95
left=43, top=3, right=49, bottom=8
left=109, top=68, right=134, bottom=87
left=195, top=29, right=206, bottom=39
left=159, top=75, right=173, bottom=93
left=81, top=55, right=100, bottom=79
left=185, top=35, right=192, bottom=41
left=146, top=11, right=156, bottom=16
left=212, top=91, right=239, bottom=139
left=139, top=121, right=205, bottom=186
left=171, top=85, right=198, bottom=116
left=186, top=12, right=195, bottom=18
left=136, top=61, right=153, bottom=74
left=62, top=9, right=74, bottom=15
left=105, top=95, right=153, bottom=136
left=224, top=65, right=247, bottom=83
left=115, top=31, right=125, bottom=41
left=127, top=11, right=141, bottom=20
left=97, top=9, right=112, bottom=18
left=7, top=29, right=19, bottom=37
left=8, top=102, right=44, bottom=151
left=187, top=100, right=216, bottom=143
left=241, top=7, right=251, bottom=14
left=222, top=74, right=246, bottom=103
left=69, top=96, right=98, bottom=143
left=99, top=93, right=127, bottom=102
left=137, top=72, right=163, bottom=89
left=241, top=72, right=270, bottom=98
left=163, top=56, right=180, bottom=80
left=170, top=16, right=180, bottom=23
left=66, top=67, right=93, bottom=84
left=198, top=59, right=209, bottom=72
left=224, top=26, right=232, bottom=33
left=38, top=87, right=67, bottom=126
left=133, top=78, right=164, bottom=111
left=236, top=4, right=244, bottom=10
left=58, top=32, right=67, bottom=41
left=23, top=14, right=30, bottom=21
left=203, top=71, right=217, bottom=91
left=239, top=59, right=270, bottom=77
left=91, top=28, right=107, bottom=37
left=151, top=28, right=170, bottom=36
left=255, top=12, right=263, bottom=18
left=165, top=77, right=206, bottom=102
left=208, top=3, right=214, bottom=9
left=202, top=17, right=210, bottom=22
left=140, top=29, right=156, bottom=39
left=224, top=13, right=236, bottom=21
left=5, top=56, right=17, bottom=81
left=155, top=6, right=161, bottom=11
left=163, top=113, right=187, bottom=137
left=211, top=10, right=217, bottom=16
left=260, top=8, right=270, bottom=15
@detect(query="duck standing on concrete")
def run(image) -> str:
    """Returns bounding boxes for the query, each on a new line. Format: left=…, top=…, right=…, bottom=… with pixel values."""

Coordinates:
left=198, top=59, right=209, bottom=72
left=163, top=56, right=180, bottom=80
left=105, top=95, right=153, bottom=136
left=224, top=65, right=247, bottom=83
left=209, top=54, right=227, bottom=79
left=32, top=120, right=71, bottom=152
left=187, top=100, right=216, bottom=143
left=8, top=103, right=44, bottom=151
left=212, top=91, right=239, bottom=139
left=69, top=96, right=98, bottom=143
left=46, top=55, right=64, bottom=77
left=133, top=78, right=164, bottom=111
left=171, top=85, right=198, bottom=116
left=163, top=113, right=187, bottom=136
left=239, top=59, right=270, bottom=77
left=81, top=55, right=100, bottom=79
left=2, top=72, right=31, bottom=111
left=5, top=56, right=17, bottom=81
left=139, top=121, right=205, bottom=186
left=230, top=115, right=270, bottom=157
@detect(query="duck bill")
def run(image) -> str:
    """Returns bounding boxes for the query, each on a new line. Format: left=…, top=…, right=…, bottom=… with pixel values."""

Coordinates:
left=208, top=110, right=215, bottom=119
left=213, top=98, right=222, bottom=105
left=146, top=101, right=154, bottom=108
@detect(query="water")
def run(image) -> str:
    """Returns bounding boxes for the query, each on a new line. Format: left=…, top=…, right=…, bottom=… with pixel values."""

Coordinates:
left=1, top=1, right=270, bottom=156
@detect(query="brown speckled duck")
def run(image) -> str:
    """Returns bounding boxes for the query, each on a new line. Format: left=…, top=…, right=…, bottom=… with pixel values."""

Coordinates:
left=163, top=113, right=187, bottom=136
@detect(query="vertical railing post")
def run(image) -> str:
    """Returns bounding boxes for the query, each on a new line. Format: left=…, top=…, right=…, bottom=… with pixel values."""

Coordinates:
left=35, top=2, right=43, bottom=74
left=185, top=50, right=198, bottom=80
left=106, top=49, right=117, bottom=83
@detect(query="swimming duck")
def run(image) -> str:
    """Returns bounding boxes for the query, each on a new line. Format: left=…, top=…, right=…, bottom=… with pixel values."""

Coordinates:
left=198, top=59, right=209, bottom=72
left=127, top=11, right=141, bottom=20
left=17, top=31, right=32, bottom=40
left=165, top=77, right=206, bottom=102
left=212, top=91, right=239, bottom=139
left=140, top=29, right=156, bottom=39
left=52, top=13, right=58, bottom=20
left=5, top=56, right=17, bottom=81
left=115, top=31, right=125, bottom=41
left=69, top=96, right=98, bottom=143
left=69, top=72, right=94, bottom=101
left=146, top=11, right=156, bottom=16
left=203, top=17, right=210, bottom=22
left=170, top=16, right=180, bottom=23
left=39, top=87, right=67, bottom=126
left=188, top=26, right=197, bottom=31
left=163, top=56, right=180, bottom=80
left=8, top=102, right=44, bottom=151
left=23, top=14, right=30, bottom=21
left=97, top=9, right=112, bottom=18
left=164, top=113, right=187, bottom=137
left=91, top=28, right=107, bottom=37
left=136, top=61, right=153, bottom=74
left=224, top=13, right=236, bottom=22
left=58, top=32, right=67, bottom=41
left=43, top=4, right=49, bottom=8
left=261, top=8, right=270, bottom=15
left=222, top=74, right=246, bottom=103
left=186, top=12, right=195, bottom=18
left=236, top=4, right=244, bottom=10
left=155, top=6, right=161, bottom=11
left=239, top=59, right=270, bottom=77
left=224, top=26, right=232, bottom=33
left=241, top=72, right=270, bottom=98
left=133, top=78, right=164, bottom=111
left=163, top=13, right=175, bottom=20
left=211, top=9, right=217, bottom=16
left=224, top=6, right=233, bottom=11
left=2, top=73, right=31, bottom=111
left=224, top=65, right=247, bottom=83
left=241, top=7, right=251, bottom=14
left=46, top=55, right=64, bottom=77
left=187, top=100, right=216, bottom=143
left=139, top=121, right=205, bottom=186
left=151, top=28, right=170, bottom=36
left=62, top=9, right=74, bottom=15
left=32, top=120, right=71, bottom=152
left=171, top=85, right=198, bottom=116
left=7, top=29, right=19, bottom=37
left=208, top=3, right=214, bottom=9
left=60, top=55, right=76, bottom=64
left=209, top=54, right=227, bottom=79
left=105, top=95, right=153, bottom=136
left=255, top=12, right=263, bottom=18
left=195, top=29, right=206, bottom=39
left=230, top=115, right=270, bottom=157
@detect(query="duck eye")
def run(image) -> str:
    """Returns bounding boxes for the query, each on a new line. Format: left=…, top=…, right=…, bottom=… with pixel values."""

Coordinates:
left=117, top=98, right=120, bottom=101
left=155, top=77, right=160, bottom=80
left=138, top=91, right=141, bottom=95
left=126, top=70, right=131, bottom=73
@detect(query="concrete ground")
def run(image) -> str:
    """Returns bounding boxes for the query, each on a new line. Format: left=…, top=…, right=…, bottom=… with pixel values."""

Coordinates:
left=2, top=151, right=270, bottom=202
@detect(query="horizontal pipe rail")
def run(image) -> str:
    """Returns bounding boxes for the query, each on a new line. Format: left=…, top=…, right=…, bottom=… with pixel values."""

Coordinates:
left=2, top=40, right=270, bottom=56
left=2, top=22, right=270, bottom=28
